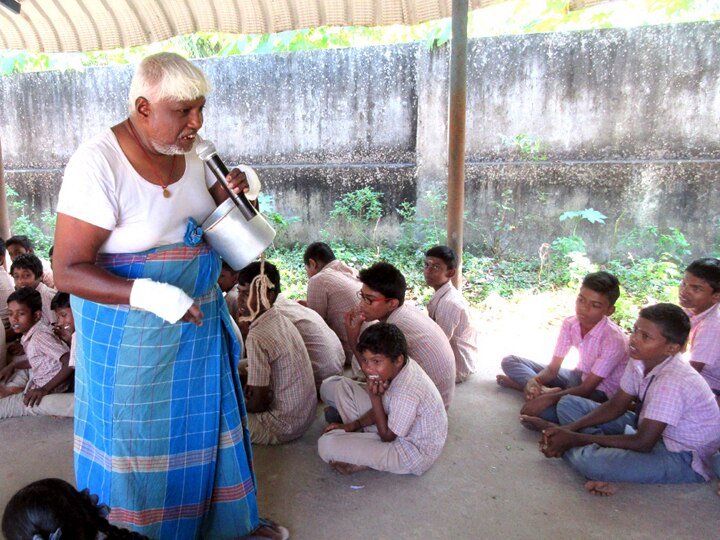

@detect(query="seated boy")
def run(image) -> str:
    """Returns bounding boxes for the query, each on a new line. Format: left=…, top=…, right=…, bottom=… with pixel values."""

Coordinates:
left=238, top=261, right=317, bottom=445
left=424, top=245, right=479, bottom=383
left=678, top=258, right=720, bottom=396
left=218, top=260, right=241, bottom=321
left=51, top=292, right=76, bottom=369
left=497, top=271, right=628, bottom=422
left=525, top=303, right=720, bottom=495
left=274, top=294, right=345, bottom=388
left=0, top=287, right=74, bottom=418
left=302, top=242, right=362, bottom=371
left=6, top=235, right=54, bottom=289
left=323, top=262, right=455, bottom=409
left=10, top=253, right=57, bottom=325
left=318, top=322, right=448, bottom=475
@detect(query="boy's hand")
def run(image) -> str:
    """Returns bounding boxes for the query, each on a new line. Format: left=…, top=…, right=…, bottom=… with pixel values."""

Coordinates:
left=344, top=306, right=364, bottom=344
left=7, top=341, right=24, bottom=357
left=540, top=427, right=576, bottom=458
left=23, top=386, right=48, bottom=407
left=0, top=364, right=15, bottom=383
left=366, top=377, right=389, bottom=397
left=53, top=324, right=73, bottom=345
left=324, top=421, right=360, bottom=433
left=524, top=377, right=543, bottom=400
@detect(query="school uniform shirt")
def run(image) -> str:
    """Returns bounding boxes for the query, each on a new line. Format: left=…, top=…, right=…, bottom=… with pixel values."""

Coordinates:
left=35, top=281, right=58, bottom=325
left=21, top=320, right=70, bottom=392
left=553, top=315, right=629, bottom=397
left=427, top=281, right=479, bottom=382
left=386, top=304, right=456, bottom=408
left=620, top=354, right=720, bottom=480
left=274, top=295, right=345, bottom=385
left=246, top=307, right=317, bottom=442
left=685, top=303, right=720, bottom=392
left=383, top=358, right=448, bottom=475
left=0, top=266, right=14, bottom=325
left=40, top=259, right=55, bottom=289
left=306, top=260, right=361, bottom=361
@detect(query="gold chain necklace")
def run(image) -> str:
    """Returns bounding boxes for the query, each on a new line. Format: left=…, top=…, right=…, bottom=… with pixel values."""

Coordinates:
left=126, top=120, right=177, bottom=199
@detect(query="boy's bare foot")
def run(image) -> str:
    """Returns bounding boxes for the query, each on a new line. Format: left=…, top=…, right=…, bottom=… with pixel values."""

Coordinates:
left=330, top=460, right=368, bottom=475
left=584, top=480, right=619, bottom=496
left=0, top=385, right=22, bottom=399
left=519, top=415, right=556, bottom=432
left=496, top=374, right=522, bottom=390
left=245, top=518, right=289, bottom=539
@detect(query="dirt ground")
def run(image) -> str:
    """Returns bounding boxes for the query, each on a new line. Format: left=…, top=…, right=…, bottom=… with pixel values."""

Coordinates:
left=1, top=291, right=718, bottom=539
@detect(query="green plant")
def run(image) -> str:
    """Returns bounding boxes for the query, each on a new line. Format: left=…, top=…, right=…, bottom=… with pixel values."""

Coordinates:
left=396, top=191, right=447, bottom=253
left=500, top=133, right=548, bottom=161
left=559, top=208, right=607, bottom=235
left=6, top=186, right=55, bottom=257
left=258, top=193, right=299, bottom=239
left=327, top=187, right=384, bottom=250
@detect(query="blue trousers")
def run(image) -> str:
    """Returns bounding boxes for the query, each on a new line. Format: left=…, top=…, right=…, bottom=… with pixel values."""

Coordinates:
left=501, top=356, right=606, bottom=422
left=556, top=395, right=705, bottom=484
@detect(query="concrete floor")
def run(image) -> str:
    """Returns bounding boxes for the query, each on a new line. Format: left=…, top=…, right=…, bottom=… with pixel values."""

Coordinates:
left=2, top=294, right=719, bottom=539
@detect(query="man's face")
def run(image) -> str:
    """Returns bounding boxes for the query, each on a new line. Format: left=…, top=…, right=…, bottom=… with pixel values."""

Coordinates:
left=143, top=96, right=206, bottom=155
left=678, top=271, right=720, bottom=315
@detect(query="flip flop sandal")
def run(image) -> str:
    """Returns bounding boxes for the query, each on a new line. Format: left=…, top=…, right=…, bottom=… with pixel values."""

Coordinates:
left=246, top=517, right=290, bottom=540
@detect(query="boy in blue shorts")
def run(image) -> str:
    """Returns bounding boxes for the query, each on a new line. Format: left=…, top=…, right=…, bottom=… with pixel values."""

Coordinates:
left=497, top=271, right=628, bottom=423
left=525, top=303, right=720, bottom=495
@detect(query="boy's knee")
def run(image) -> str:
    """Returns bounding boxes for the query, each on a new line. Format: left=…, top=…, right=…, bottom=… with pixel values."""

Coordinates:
left=319, top=375, right=343, bottom=405
left=500, top=355, right=519, bottom=372
left=564, top=445, right=608, bottom=481
left=317, top=430, right=342, bottom=463
left=556, top=395, right=594, bottom=425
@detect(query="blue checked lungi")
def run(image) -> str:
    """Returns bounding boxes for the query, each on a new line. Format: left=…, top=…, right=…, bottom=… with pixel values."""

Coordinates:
left=72, top=240, right=258, bottom=539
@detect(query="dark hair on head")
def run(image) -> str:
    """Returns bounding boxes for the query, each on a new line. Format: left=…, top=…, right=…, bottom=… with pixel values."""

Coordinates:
left=6, top=235, right=33, bottom=251
left=1, top=478, right=149, bottom=540
left=0, top=237, right=6, bottom=259
left=581, top=271, right=621, bottom=306
left=638, top=303, right=691, bottom=346
left=359, top=262, right=406, bottom=305
left=51, top=291, right=71, bottom=310
left=303, top=242, right=336, bottom=266
left=685, top=258, right=720, bottom=293
left=357, top=323, right=408, bottom=361
left=8, top=287, right=42, bottom=314
left=425, top=245, right=458, bottom=270
left=237, top=261, right=281, bottom=295
left=10, top=253, right=44, bottom=280
left=48, top=245, right=54, bottom=258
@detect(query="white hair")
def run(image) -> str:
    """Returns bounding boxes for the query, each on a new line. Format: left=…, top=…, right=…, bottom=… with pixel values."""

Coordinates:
left=128, top=52, right=211, bottom=114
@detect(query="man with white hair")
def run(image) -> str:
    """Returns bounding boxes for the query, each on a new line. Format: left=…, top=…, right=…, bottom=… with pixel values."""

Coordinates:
left=54, top=53, right=287, bottom=539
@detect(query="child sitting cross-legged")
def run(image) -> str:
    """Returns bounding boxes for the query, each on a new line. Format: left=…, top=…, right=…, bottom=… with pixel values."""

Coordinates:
left=523, top=303, right=720, bottom=495
left=238, top=261, right=317, bottom=445
left=318, top=322, right=448, bottom=475
left=0, top=287, right=74, bottom=418
left=497, top=271, right=629, bottom=424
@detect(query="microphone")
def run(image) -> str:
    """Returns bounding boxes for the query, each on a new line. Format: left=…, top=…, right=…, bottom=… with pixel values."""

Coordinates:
left=195, top=136, right=256, bottom=219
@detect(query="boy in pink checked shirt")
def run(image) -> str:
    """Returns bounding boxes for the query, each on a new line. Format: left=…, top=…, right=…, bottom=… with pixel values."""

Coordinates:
left=424, top=245, right=479, bottom=383
left=0, top=287, right=73, bottom=418
left=498, top=272, right=629, bottom=423
left=678, top=258, right=720, bottom=397
left=318, top=322, right=447, bottom=475
left=524, top=303, right=720, bottom=496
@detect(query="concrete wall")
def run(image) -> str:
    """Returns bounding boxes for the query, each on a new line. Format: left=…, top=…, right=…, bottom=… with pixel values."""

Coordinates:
left=1, top=21, right=718, bottom=258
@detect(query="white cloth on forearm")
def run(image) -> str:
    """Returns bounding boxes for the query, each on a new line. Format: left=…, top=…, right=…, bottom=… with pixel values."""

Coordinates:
left=130, top=278, right=193, bottom=324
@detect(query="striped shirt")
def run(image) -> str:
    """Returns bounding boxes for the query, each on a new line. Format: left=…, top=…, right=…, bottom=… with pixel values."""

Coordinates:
left=386, top=304, right=456, bottom=408
left=553, top=316, right=629, bottom=397
left=383, top=358, right=448, bottom=475
left=0, top=266, right=14, bottom=325
left=685, top=303, right=720, bottom=391
left=20, top=320, right=70, bottom=392
left=427, top=281, right=478, bottom=382
left=36, top=282, right=58, bottom=325
left=246, top=307, right=317, bottom=442
left=306, top=259, right=361, bottom=363
left=620, top=354, right=720, bottom=480
left=274, top=295, right=344, bottom=385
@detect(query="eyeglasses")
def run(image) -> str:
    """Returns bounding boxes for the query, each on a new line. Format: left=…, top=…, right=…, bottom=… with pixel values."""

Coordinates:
left=424, top=261, right=445, bottom=272
left=357, top=290, right=391, bottom=305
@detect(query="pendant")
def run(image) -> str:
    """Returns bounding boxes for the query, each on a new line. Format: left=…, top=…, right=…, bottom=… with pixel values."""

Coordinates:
left=163, top=188, right=171, bottom=198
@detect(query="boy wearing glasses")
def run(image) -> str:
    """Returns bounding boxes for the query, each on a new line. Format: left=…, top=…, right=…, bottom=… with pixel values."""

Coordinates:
left=424, top=245, right=479, bottom=383
left=322, top=262, right=455, bottom=410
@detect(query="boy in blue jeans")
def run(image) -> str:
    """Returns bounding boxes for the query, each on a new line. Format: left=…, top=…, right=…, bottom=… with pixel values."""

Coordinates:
left=524, top=303, right=720, bottom=495
left=497, top=271, right=628, bottom=423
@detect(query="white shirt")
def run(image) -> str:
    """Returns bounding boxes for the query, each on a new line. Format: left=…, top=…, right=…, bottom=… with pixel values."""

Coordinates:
left=58, top=129, right=218, bottom=253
